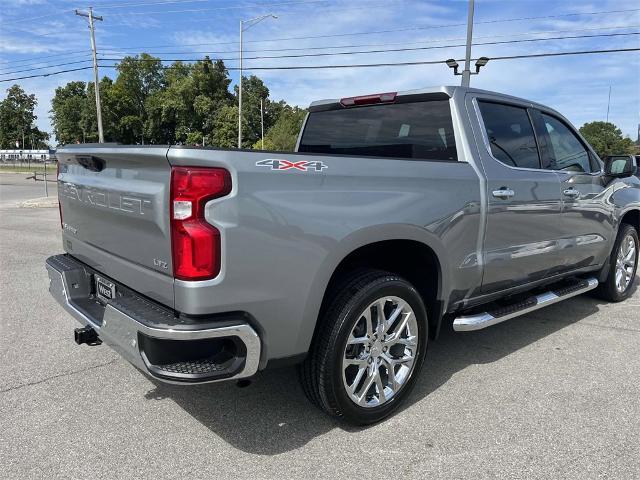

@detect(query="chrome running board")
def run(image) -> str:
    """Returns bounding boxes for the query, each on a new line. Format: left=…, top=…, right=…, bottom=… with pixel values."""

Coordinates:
left=453, top=277, right=599, bottom=332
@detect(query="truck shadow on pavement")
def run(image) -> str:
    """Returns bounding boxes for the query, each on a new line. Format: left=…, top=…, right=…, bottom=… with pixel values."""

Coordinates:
left=143, top=284, right=635, bottom=456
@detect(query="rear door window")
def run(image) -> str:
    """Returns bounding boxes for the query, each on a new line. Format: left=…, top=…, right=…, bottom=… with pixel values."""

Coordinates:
left=478, top=101, right=541, bottom=169
left=298, top=100, right=457, bottom=161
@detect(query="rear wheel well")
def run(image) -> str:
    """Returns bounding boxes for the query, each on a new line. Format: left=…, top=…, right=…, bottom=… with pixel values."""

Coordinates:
left=318, top=240, right=442, bottom=339
left=620, top=210, right=639, bottom=235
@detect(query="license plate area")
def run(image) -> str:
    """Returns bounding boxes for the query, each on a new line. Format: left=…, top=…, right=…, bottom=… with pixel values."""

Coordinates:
left=95, top=275, right=116, bottom=304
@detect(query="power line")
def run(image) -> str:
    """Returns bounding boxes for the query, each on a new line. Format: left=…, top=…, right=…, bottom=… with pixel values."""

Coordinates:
left=485, top=47, right=640, bottom=63
left=103, top=4, right=639, bottom=20
left=228, top=47, right=640, bottom=70
left=0, top=50, right=92, bottom=66
left=0, top=55, right=93, bottom=74
left=105, top=0, right=398, bottom=28
left=97, top=24, right=640, bottom=56
left=0, top=0, right=330, bottom=29
left=0, top=1, right=212, bottom=25
left=90, top=0, right=242, bottom=9
left=6, top=30, right=635, bottom=77
left=0, top=66, right=95, bottom=83
left=242, top=19, right=640, bottom=45
left=0, top=60, right=95, bottom=76
left=1, top=47, right=638, bottom=82
left=94, top=32, right=640, bottom=64
left=100, top=21, right=640, bottom=51
left=2, top=3, right=638, bottom=31
left=1, top=24, right=75, bottom=38
left=4, top=30, right=638, bottom=78
left=104, top=0, right=330, bottom=15
left=3, top=22, right=637, bottom=71
left=0, top=10, right=74, bottom=26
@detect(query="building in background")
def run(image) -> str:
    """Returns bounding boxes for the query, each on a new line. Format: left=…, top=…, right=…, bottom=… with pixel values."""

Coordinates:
left=0, top=149, right=55, bottom=162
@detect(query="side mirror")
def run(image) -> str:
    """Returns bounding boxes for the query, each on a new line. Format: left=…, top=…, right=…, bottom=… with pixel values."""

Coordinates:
left=604, top=155, right=637, bottom=178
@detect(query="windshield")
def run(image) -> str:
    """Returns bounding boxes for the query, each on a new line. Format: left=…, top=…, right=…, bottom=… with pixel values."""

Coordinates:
left=298, top=100, right=457, bottom=161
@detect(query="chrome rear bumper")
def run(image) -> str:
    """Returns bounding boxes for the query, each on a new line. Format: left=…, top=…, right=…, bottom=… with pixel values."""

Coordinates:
left=46, top=254, right=261, bottom=384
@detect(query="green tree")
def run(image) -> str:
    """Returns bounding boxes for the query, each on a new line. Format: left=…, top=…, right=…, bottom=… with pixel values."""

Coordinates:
left=235, top=75, right=270, bottom=148
left=579, top=121, right=634, bottom=159
left=253, top=105, right=307, bottom=151
left=112, top=54, right=165, bottom=143
left=210, top=105, right=238, bottom=148
left=51, top=81, right=86, bottom=144
left=48, top=55, right=299, bottom=147
left=0, top=84, right=49, bottom=148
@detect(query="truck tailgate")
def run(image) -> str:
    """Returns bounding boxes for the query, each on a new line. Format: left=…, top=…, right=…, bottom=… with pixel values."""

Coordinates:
left=56, top=145, right=174, bottom=308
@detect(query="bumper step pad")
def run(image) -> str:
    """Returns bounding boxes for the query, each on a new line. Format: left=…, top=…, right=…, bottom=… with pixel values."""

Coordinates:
left=46, top=253, right=260, bottom=384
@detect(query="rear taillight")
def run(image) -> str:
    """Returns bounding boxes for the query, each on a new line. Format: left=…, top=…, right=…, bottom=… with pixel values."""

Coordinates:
left=57, top=161, right=63, bottom=229
left=340, top=91, right=397, bottom=107
left=170, top=166, right=231, bottom=281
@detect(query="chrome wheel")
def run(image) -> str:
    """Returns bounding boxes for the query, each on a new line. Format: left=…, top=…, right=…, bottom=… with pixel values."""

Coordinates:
left=615, top=233, right=637, bottom=293
left=342, top=296, right=419, bottom=408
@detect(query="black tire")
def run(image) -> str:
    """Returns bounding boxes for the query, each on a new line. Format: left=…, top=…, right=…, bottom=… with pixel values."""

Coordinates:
left=595, top=224, right=639, bottom=302
left=299, top=269, right=428, bottom=425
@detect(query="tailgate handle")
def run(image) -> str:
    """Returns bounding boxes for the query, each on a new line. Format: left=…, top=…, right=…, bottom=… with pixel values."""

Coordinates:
left=77, top=155, right=105, bottom=172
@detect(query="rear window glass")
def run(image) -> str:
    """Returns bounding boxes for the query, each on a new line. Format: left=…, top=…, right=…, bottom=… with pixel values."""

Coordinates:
left=298, top=100, right=457, bottom=161
left=478, top=101, right=540, bottom=169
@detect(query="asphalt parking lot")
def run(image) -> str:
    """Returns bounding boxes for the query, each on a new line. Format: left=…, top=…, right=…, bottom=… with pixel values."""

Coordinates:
left=1, top=172, right=638, bottom=479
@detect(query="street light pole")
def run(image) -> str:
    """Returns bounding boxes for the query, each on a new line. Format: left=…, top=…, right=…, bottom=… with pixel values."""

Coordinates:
left=461, top=0, right=475, bottom=87
left=238, top=13, right=277, bottom=149
left=260, top=98, right=264, bottom=149
left=605, top=85, right=612, bottom=153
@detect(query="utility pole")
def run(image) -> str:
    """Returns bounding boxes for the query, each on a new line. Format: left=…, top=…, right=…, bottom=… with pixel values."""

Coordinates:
left=238, top=20, right=243, bottom=149
left=76, top=8, right=104, bottom=143
left=260, top=98, right=264, bottom=149
left=238, top=14, right=277, bottom=149
left=461, top=0, right=475, bottom=87
left=605, top=85, right=612, bottom=153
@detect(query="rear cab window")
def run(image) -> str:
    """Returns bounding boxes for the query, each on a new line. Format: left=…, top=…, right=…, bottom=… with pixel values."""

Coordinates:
left=477, top=101, right=541, bottom=169
left=298, top=99, right=457, bottom=161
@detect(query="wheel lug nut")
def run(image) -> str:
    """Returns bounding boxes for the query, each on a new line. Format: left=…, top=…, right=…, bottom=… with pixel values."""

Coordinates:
left=383, top=346, right=387, bottom=352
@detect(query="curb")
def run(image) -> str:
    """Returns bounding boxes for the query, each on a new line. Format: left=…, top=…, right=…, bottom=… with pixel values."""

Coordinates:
left=18, top=197, right=58, bottom=208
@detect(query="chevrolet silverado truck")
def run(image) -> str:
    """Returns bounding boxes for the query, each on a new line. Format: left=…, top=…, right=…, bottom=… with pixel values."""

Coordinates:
left=46, top=86, right=640, bottom=424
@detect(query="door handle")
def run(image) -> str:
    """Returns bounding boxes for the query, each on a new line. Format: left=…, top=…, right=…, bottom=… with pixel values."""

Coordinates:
left=492, top=188, right=515, bottom=199
left=563, top=188, right=580, bottom=199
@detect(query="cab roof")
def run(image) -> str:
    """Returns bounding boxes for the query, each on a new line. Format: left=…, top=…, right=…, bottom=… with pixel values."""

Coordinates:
left=308, top=86, right=551, bottom=113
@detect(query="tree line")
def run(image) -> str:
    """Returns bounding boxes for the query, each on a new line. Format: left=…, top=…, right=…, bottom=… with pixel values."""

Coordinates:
left=49, top=54, right=306, bottom=150
left=1, top=54, right=306, bottom=151
left=0, top=85, right=49, bottom=149
left=0, top=54, right=637, bottom=157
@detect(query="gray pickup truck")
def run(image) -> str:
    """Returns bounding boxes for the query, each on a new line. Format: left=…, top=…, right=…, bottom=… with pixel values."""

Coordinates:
left=47, top=86, right=640, bottom=424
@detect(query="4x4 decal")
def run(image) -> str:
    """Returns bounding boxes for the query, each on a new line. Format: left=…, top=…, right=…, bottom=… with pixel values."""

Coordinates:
left=256, top=158, right=328, bottom=172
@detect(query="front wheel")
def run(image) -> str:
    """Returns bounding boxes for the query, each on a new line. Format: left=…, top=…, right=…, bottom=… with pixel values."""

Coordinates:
left=596, top=224, right=639, bottom=302
left=299, top=270, right=428, bottom=425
